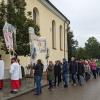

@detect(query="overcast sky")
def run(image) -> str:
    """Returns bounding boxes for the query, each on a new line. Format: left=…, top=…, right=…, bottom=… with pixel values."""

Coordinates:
left=50, top=0, right=100, bottom=47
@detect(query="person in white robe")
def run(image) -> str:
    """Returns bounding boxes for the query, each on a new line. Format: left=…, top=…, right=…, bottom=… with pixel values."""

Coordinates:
left=10, top=57, right=20, bottom=94
left=0, top=54, right=4, bottom=90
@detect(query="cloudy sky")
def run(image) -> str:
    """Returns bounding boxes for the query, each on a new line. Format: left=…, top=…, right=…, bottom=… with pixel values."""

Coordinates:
left=50, top=0, right=100, bottom=47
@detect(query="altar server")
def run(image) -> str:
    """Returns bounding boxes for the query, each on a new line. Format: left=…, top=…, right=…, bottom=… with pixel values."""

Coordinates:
left=10, top=57, right=20, bottom=94
left=0, top=54, right=4, bottom=90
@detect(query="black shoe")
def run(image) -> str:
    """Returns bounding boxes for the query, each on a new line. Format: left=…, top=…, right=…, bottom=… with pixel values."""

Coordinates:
left=10, top=91, right=18, bottom=94
left=10, top=91, right=13, bottom=93
left=57, top=84, right=59, bottom=87
left=48, top=87, right=52, bottom=91
left=64, top=85, right=68, bottom=88
left=34, top=93, right=39, bottom=95
left=40, top=90, right=42, bottom=94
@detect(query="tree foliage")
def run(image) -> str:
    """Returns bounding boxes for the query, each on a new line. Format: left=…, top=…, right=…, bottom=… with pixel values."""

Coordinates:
left=0, top=0, right=6, bottom=37
left=75, top=37, right=100, bottom=59
left=85, top=37, right=100, bottom=58
left=0, top=0, right=40, bottom=55
left=67, top=31, right=78, bottom=61
left=75, top=47, right=86, bottom=59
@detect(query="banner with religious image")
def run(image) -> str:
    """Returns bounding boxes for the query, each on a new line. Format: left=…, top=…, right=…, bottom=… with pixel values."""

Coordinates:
left=33, top=37, right=47, bottom=53
left=3, top=22, right=16, bottom=51
left=29, top=27, right=47, bottom=54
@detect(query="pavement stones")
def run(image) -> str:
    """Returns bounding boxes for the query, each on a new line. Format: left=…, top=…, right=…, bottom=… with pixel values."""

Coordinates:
left=0, top=78, right=47, bottom=100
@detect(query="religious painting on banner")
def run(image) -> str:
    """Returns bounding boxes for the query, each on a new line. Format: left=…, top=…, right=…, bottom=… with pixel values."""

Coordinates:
left=3, top=22, right=14, bottom=51
left=29, top=27, right=47, bottom=54
left=33, top=37, right=47, bottom=53
left=29, top=27, right=47, bottom=65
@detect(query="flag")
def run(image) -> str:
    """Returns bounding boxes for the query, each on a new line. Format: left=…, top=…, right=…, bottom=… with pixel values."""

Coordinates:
left=3, top=22, right=13, bottom=51
left=29, top=27, right=47, bottom=64
left=3, top=22, right=16, bottom=51
left=29, top=27, right=37, bottom=64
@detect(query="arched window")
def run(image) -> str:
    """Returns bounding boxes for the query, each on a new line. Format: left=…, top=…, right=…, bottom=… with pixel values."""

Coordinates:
left=52, top=20, right=56, bottom=49
left=33, top=7, right=39, bottom=25
left=60, top=25, right=63, bottom=50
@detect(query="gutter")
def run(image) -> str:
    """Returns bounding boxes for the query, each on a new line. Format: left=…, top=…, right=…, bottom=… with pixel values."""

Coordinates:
left=64, top=21, right=66, bottom=58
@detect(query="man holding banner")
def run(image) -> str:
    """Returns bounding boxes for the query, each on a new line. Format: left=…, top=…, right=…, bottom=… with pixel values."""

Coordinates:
left=3, top=22, right=19, bottom=94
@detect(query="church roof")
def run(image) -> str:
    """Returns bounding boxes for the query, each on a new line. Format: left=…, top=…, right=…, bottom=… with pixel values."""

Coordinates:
left=39, top=0, right=70, bottom=24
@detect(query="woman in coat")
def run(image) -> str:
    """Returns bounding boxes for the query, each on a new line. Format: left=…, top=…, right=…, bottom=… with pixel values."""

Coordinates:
left=47, top=61, right=54, bottom=90
left=54, top=61, right=61, bottom=87
left=77, top=60, right=85, bottom=85
left=84, top=60, right=91, bottom=81
left=69, top=57, right=78, bottom=86
left=90, top=60, right=97, bottom=79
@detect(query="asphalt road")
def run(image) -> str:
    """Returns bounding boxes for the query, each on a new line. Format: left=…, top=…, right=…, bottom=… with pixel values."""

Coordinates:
left=12, top=78, right=100, bottom=100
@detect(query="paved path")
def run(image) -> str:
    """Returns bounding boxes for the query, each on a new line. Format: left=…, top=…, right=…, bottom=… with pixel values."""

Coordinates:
left=12, top=78, right=100, bottom=100
left=0, top=78, right=47, bottom=100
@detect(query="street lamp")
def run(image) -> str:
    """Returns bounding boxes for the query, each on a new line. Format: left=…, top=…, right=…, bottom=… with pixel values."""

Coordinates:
left=46, top=48, right=49, bottom=66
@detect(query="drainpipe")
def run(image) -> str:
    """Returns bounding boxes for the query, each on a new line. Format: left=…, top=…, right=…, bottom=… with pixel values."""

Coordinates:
left=64, top=21, right=66, bottom=59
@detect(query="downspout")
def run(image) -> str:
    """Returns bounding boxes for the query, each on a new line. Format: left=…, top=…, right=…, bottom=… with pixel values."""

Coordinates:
left=64, top=21, right=66, bottom=58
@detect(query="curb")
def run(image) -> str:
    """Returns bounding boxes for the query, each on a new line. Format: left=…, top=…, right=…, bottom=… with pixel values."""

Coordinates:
left=2, top=84, right=48, bottom=100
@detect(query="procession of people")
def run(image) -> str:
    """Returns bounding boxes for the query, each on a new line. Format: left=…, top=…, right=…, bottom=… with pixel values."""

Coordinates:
left=0, top=54, right=100, bottom=95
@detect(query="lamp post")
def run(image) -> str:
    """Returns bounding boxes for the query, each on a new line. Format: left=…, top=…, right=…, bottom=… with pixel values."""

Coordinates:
left=46, top=48, right=49, bottom=66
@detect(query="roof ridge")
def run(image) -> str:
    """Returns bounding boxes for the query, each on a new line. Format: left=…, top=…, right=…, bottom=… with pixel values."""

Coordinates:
left=46, top=0, right=70, bottom=24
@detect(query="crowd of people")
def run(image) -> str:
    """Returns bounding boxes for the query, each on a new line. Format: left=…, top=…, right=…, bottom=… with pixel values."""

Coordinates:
left=33, top=57, right=100, bottom=95
left=0, top=54, right=100, bottom=96
left=46, top=58, right=100, bottom=92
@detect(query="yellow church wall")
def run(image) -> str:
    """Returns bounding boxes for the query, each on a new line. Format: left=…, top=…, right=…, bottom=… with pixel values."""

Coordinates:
left=25, top=0, right=68, bottom=64
left=0, top=0, right=69, bottom=74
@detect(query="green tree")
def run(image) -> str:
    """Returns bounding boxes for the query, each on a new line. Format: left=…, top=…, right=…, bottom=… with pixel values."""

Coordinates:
left=85, top=37, right=100, bottom=58
left=6, top=0, right=16, bottom=25
left=0, top=0, right=7, bottom=51
left=67, top=30, right=78, bottom=61
left=0, top=0, right=6, bottom=38
left=75, top=47, right=87, bottom=59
